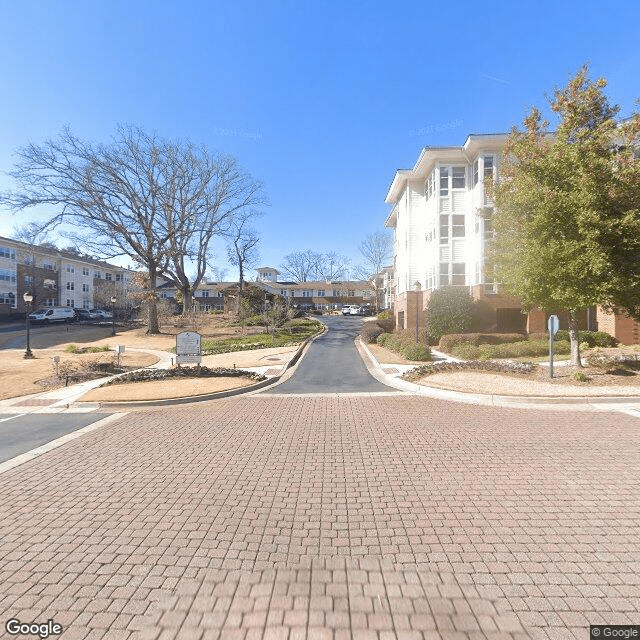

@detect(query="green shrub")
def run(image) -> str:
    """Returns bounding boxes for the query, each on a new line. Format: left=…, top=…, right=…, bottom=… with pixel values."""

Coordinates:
left=427, top=287, right=474, bottom=343
left=401, top=343, right=432, bottom=361
left=360, top=322, right=384, bottom=344
left=551, top=330, right=618, bottom=348
left=376, top=331, right=431, bottom=361
left=572, top=371, right=590, bottom=382
left=65, top=344, right=79, bottom=353
left=451, top=338, right=570, bottom=360
left=376, top=312, right=395, bottom=333
left=439, top=332, right=527, bottom=352
left=450, top=342, right=482, bottom=359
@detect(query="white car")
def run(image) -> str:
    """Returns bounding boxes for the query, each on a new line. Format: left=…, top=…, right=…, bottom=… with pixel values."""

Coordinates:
left=350, top=306, right=363, bottom=316
left=90, top=309, right=113, bottom=320
left=342, top=305, right=355, bottom=315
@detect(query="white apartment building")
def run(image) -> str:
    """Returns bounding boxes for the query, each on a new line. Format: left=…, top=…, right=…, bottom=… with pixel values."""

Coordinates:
left=0, top=236, right=135, bottom=318
left=384, top=133, right=527, bottom=332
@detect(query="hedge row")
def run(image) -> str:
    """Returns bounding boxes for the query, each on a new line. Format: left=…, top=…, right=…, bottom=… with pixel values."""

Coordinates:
left=376, top=332, right=432, bottom=361
left=438, top=333, right=527, bottom=351
left=450, top=339, right=571, bottom=360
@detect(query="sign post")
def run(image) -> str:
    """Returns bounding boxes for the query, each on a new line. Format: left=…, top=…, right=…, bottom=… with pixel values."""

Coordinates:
left=116, top=345, right=125, bottom=368
left=176, top=332, right=202, bottom=367
left=548, top=314, right=559, bottom=379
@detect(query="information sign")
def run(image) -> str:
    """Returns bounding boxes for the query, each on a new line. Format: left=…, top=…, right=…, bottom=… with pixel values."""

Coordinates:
left=176, top=332, right=202, bottom=365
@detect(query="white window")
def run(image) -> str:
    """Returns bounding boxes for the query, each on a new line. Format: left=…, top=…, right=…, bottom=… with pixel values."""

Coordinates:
left=302, top=290, right=312, bottom=297
left=66, top=265, right=75, bottom=273
left=439, top=167, right=449, bottom=196
left=439, top=263, right=449, bottom=287
left=473, top=159, right=479, bottom=187
left=66, top=282, right=74, bottom=290
left=483, top=155, right=494, bottom=180
left=317, top=289, right=325, bottom=297
left=82, top=267, right=90, bottom=276
left=105, top=272, right=112, bottom=281
left=83, top=300, right=90, bottom=309
left=24, top=275, right=34, bottom=286
left=452, top=263, right=466, bottom=285
left=82, top=283, right=90, bottom=292
left=66, top=299, right=75, bottom=307
left=43, top=262, right=55, bottom=271
left=452, top=166, right=466, bottom=189
left=23, top=256, right=35, bottom=266
left=452, top=215, right=465, bottom=238
left=94, top=271, right=101, bottom=279
left=0, top=246, right=16, bottom=260
left=116, top=273, right=124, bottom=282
left=440, top=215, right=449, bottom=242
left=0, top=269, right=16, bottom=282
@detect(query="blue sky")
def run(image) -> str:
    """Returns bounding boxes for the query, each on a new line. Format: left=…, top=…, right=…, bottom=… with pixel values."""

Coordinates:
left=0, top=0, right=638, bottom=278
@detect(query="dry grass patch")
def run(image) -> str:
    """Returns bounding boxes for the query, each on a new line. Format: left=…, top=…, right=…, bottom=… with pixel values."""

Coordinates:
left=0, top=349, right=159, bottom=400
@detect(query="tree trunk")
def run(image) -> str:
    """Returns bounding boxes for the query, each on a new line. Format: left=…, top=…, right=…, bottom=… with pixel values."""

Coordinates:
left=568, top=310, right=582, bottom=367
left=147, top=268, right=160, bottom=334
left=238, top=262, right=244, bottom=311
left=181, top=286, right=192, bottom=316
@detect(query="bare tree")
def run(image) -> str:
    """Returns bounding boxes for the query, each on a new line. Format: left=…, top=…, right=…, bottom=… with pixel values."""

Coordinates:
left=356, top=232, right=393, bottom=310
left=279, top=249, right=323, bottom=283
left=315, top=252, right=350, bottom=281
left=1, top=125, right=265, bottom=333
left=226, top=210, right=262, bottom=309
left=208, top=265, right=229, bottom=282
left=160, top=146, right=265, bottom=314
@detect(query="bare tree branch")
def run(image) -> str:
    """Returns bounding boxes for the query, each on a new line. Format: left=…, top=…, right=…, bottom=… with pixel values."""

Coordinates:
left=0, top=125, right=267, bottom=331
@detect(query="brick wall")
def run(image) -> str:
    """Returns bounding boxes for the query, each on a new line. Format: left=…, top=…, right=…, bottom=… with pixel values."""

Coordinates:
left=597, top=307, right=640, bottom=345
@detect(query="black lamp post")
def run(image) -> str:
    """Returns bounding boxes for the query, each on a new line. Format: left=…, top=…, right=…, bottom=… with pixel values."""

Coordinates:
left=23, top=291, right=34, bottom=359
left=110, top=296, right=116, bottom=335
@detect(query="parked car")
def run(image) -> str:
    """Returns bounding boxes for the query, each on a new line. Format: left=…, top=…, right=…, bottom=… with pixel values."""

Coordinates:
left=74, top=309, right=99, bottom=321
left=90, top=309, right=113, bottom=320
left=28, top=307, right=77, bottom=324
left=349, top=306, right=363, bottom=315
left=342, top=305, right=355, bottom=315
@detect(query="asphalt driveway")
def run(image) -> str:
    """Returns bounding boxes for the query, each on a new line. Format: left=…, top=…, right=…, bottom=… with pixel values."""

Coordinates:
left=265, top=314, right=395, bottom=394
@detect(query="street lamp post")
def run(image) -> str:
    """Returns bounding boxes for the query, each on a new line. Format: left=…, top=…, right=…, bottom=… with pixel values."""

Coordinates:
left=23, top=291, right=34, bottom=359
left=110, top=296, right=116, bottom=336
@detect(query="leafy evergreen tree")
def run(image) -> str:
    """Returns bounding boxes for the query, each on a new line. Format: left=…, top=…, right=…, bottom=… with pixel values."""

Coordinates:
left=491, top=65, right=640, bottom=365
left=427, top=286, right=474, bottom=343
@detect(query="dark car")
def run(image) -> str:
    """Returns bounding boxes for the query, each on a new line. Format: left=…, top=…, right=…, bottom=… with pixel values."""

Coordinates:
left=74, top=309, right=98, bottom=322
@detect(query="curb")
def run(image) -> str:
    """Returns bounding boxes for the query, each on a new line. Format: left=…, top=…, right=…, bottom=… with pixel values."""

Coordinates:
left=356, top=338, right=640, bottom=410
left=73, top=322, right=328, bottom=409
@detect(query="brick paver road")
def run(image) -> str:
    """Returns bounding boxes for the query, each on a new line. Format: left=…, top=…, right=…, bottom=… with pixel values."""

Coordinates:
left=0, top=396, right=638, bottom=640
